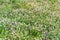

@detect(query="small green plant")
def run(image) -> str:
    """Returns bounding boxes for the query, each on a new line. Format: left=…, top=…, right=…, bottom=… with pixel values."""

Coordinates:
left=49, top=0, right=55, bottom=4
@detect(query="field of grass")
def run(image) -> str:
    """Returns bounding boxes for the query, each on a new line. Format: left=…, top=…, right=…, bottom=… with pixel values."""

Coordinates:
left=0, top=0, right=60, bottom=40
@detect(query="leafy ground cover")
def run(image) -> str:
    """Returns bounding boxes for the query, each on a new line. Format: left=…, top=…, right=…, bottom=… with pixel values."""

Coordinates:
left=0, top=0, right=60, bottom=40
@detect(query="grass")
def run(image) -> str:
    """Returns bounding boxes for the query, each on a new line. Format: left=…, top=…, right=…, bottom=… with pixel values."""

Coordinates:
left=0, top=0, right=60, bottom=40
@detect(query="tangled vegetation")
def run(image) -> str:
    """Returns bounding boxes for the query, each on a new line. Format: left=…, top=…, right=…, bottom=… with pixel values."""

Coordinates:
left=0, top=0, right=60, bottom=40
